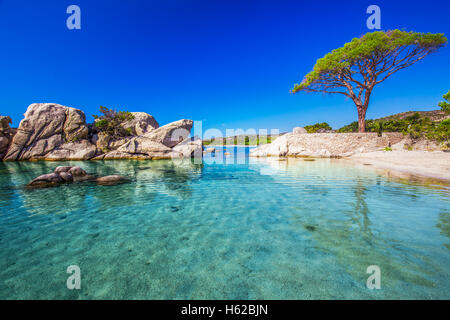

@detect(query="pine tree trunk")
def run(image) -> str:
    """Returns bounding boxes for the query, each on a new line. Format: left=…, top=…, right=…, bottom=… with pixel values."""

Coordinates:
left=357, top=104, right=367, bottom=133
left=358, top=114, right=366, bottom=133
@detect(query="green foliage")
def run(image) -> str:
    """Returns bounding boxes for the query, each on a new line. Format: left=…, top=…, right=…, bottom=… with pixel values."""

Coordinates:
left=93, top=106, right=135, bottom=138
left=338, top=112, right=450, bottom=143
left=292, top=30, right=447, bottom=93
left=203, top=136, right=275, bottom=146
left=304, top=122, right=332, bottom=133
left=383, top=147, right=393, bottom=151
left=438, top=91, right=450, bottom=114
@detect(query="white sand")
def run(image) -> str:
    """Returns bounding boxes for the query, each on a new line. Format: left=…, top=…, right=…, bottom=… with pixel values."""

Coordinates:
left=349, top=150, right=450, bottom=182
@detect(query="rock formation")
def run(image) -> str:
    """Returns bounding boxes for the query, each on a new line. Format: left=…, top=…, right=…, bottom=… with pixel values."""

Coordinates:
left=4, top=103, right=94, bottom=161
left=0, top=116, right=15, bottom=158
left=1, top=103, right=201, bottom=161
left=251, top=132, right=404, bottom=158
left=27, top=165, right=128, bottom=187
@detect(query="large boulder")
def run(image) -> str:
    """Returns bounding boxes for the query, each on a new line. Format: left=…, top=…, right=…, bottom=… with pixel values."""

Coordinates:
left=172, top=137, right=203, bottom=158
left=142, top=119, right=193, bottom=148
left=121, top=112, right=159, bottom=136
left=0, top=116, right=14, bottom=159
left=3, top=103, right=97, bottom=161
left=44, top=140, right=98, bottom=160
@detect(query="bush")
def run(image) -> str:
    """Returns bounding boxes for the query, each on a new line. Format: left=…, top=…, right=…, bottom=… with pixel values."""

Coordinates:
left=304, top=122, right=332, bottom=133
left=93, top=106, right=135, bottom=138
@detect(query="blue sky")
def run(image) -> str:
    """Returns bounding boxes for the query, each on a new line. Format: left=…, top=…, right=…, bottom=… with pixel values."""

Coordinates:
left=0, top=0, right=449, bottom=134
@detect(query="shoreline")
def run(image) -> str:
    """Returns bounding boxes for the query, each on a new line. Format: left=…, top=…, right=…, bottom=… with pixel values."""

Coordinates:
left=203, top=144, right=258, bottom=147
left=347, top=150, right=450, bottom=183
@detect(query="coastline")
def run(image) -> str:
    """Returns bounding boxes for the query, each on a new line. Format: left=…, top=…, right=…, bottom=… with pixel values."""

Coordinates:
left=347, top=150, right=450, bottom=183
left=202, top=144, right=258, bottom=147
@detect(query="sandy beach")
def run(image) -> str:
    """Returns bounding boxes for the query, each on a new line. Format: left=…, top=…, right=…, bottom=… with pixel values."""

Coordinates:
left=349, top=150, right=450, bottom=182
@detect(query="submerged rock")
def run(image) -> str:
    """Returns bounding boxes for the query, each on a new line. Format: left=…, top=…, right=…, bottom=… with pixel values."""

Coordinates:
left=68, top=166, right=87, bottom=177
left=27, top=166, right=127, bottom=188
left=54, top=166, right=73, bottom=174
left=58, top=171, right=74, bottom=182
left=96, top=175, right=128, bottom=186
left=28, top=173, right=63, bottom=187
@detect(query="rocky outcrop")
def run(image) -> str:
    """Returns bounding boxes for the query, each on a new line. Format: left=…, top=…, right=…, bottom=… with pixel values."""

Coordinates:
left=91, top=112, right=159, bottom=152
left=0, top=116, right=15, bottom=158
left=251, top=132, right=404, bottom=158
left=172, top=137, right=203, bottom=158
left=95, top=119, right=196, bottom=160
left=142, top=119, right=193, bottom=148
left=3, top=103, right=96, bottom=161
left=1, top=104, right=201, bottom=161
left=122, top=112, right=159, bottom=136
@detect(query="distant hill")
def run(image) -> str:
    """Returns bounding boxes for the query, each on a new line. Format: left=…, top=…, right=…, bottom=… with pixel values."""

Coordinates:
left=203, top=133, right=286, bottom=146
left=376, top=110, right=449, bottom=122
left=337, top=109, right=449, bottom=147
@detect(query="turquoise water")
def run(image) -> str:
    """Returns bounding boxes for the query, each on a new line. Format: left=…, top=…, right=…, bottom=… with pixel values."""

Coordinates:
left=0, top=148, right=449, bottom=299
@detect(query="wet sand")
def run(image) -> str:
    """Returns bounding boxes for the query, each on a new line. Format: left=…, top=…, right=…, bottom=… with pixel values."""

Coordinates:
left=348, top=150, right=450, bottom=182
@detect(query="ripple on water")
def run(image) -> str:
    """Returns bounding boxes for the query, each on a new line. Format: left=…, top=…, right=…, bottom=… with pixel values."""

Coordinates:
left=0, top=157, right=448, bottom=299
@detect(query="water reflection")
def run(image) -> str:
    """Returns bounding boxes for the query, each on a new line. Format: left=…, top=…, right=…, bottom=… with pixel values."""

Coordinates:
left=2, top=159, right=203, bottom=215
left=436, top=211, right=450, bottom=249
left=251, top=157, right=447, bottom=289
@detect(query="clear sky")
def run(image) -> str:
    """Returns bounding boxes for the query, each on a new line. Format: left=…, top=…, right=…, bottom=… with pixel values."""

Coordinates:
left=0, top=0, right=449, bottom=134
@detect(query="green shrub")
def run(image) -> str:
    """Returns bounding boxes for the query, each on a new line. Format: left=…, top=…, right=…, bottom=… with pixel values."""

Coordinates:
left=93, top=106, right=135, bottom=138
left=304, top=122, right=332, bottom=133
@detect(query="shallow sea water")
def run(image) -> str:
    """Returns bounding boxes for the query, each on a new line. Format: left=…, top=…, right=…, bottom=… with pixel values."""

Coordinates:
left=0, top=147, right=449, bottom=299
